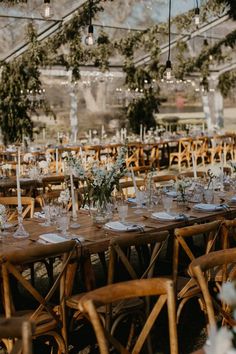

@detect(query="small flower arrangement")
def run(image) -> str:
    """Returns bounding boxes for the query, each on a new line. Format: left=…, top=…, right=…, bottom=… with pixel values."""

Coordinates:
left=204, top=281, right=236, bottom=354
left=207, top=169, right=216, bottom=189
left=175, top=178, right=192, bottom=204
left=64, top=146, right=127, bottom=208
left=58, top=189, right=70, bottom=209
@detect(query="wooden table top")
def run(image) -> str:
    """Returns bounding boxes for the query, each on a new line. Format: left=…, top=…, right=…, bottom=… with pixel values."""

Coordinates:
left=1, top=199, right=236, bottom=256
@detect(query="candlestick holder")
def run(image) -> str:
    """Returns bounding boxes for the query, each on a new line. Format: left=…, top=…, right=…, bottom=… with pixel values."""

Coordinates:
left=13, top=207, right=29, bottom=239
left=70, top=212, right=80, bottom=229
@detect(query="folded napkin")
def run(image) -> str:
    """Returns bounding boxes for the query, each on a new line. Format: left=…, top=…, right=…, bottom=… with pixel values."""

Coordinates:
left=104, top=221, right=144, bottom=232
left=165, top=191, right=178, bottom=198
left=193, top=203, right=223, bottom=212
left=152, top=212, right=183, bottom=221
left=39, top=233, right=67, bottom=244
left=34, top=211, right=45, bottom=219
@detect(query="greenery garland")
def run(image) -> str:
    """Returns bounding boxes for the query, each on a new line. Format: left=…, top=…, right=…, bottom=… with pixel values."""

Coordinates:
left=0, top=24, right=53, bottom=145
left=0, top=0, right=235, bottom=143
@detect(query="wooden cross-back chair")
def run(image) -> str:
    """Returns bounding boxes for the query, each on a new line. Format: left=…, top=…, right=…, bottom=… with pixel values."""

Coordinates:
left=173, top=220, right=223, bottom=321
left=191, top=138, right=208, bottom=166
left=108, top=230, right=169, bottom=284
left=78, top=278, right=178, bottom=354
left=0, top=318, right=35, bottom=354
left=103, top=231, right=169, bottom=351
left=208, top=136, right=223, bottom=164
left=220, top=219, right=236, bottom=250
left=0, top=240, right=78, bottom=353
left=189, top=248, right=236, bottom=329
left=0, top=196, right=35, bottom=221
left=169, top=138, right=192, bottom=171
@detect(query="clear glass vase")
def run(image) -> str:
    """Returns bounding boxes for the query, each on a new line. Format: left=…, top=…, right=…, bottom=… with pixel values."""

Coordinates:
left=89, top=199, right=112, bottom=225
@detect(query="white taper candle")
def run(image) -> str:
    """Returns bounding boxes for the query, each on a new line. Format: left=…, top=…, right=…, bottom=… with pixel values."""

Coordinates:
left=70, top=170, right=77, bottom=220
left=16, top=166, right=22, bottom=210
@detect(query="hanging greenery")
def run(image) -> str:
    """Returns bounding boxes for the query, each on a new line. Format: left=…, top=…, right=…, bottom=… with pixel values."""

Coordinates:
left=127, top=93, right=160, bottom=134
left=0, top=24, right=53, bottom=145
left=0, top=0, right=235, bottom=145
left=218, top=71, right=236, bottom=97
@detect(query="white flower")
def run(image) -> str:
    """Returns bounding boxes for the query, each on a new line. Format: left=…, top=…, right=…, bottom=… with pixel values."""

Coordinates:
left=1, top=164, right=12, bottom=170
left=205, top=327, right=234, bottom=354
left=58, top=189, right=70, bottom=205
left=23, top=153, right=34, bottom=163
left=0, top=204, right=6, bottom=215
left=219, top=282, right=236, bottom=307
left=38, top=160, right=48, bottom=169
left=62, top=152, right=69, bottom=159
left=45, top=153, right=52, bottom=163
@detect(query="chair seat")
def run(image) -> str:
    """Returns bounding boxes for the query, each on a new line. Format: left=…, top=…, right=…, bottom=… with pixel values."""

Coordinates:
left=5, top=310, right=58, bottom=336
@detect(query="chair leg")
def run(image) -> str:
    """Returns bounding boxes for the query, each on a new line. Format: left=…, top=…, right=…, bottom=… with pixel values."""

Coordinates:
left=98, top=252, right=107, bottom=279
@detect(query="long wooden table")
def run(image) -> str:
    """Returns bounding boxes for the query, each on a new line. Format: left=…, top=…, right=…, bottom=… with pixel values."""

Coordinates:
left=1, top=201, right=236, bottom=256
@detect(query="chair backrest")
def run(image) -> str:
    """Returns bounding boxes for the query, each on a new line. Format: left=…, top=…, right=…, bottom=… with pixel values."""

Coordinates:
left=173, top=220, right=222, bottom=288
left=178, top=139, right=192, bottom=154
left=78, top=278, right=178, bottom=354
left=0, top=196, right=35, bottom=220
left=108, top=231, right=169, bottom=285
left=220, top=219, right=236, bottom=249
left=152, top=174, right=177, bottom=183
left=0, top=318, right=35, bottom=354
left=0, top=240, right=78, bottom=349
left=189, top=248, right=236, bottom=328
left=179, top=171, right=206, bottom=179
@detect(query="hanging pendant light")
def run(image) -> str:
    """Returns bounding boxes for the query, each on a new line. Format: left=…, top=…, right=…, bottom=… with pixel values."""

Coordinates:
left=85, top=0, right=95, bottom=46
left=194, top=0, right=200, bottom=26
left=164, top=0, right=172, bottom=80
left=42, top=0, right=53, bottom=19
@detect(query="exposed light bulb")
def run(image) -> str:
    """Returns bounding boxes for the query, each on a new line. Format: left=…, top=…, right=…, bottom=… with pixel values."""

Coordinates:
left=165, top=60, right=172, bottom=80
left=194, top=7, right=200, bottom=26
left=85, top=24, right=94, bottom=46
left=42, top=0, right=53, bottom=19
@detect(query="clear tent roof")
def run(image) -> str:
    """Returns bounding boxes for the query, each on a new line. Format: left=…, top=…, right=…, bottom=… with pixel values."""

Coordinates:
left=0, top=0, right=231, bottom=63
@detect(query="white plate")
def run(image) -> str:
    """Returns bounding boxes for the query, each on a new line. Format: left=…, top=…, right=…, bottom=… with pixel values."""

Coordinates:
left=151, top=212, right=182, bottom=221
left=193, top=203, right=223, bottom=212
left=39, top=233, right=67, bottom=244
left=165, top=191, right=178, bottom=198
left=104, top=221, right=144, bottom=232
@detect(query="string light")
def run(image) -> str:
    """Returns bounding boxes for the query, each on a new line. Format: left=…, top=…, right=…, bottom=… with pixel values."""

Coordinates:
left=85, top=0, right=95, bottom=46
left=194, top=0, right=200, bottom=26
left=164, top=0, right=172, bottom=80
left=42, top=0, right=53, bottom=19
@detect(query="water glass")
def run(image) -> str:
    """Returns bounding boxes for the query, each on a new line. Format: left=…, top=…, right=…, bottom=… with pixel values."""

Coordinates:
left=134, top=190, right=146, bottom=214
left=117, top=204, right=128, bottom=223
left=41, top=205, right=51, bottom=227
left=204, top=189, right=214, bottom=204
left=162, top=195, right=172, bottom=213
left=57, top=214, right=70, bottom=237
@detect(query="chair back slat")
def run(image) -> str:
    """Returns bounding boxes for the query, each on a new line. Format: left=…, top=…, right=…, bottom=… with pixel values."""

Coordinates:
left=79, top=278, right=178, bottom=354
left=108, top=231, right=169, bottom=284
left=189, top=248, right=236, bottom=328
